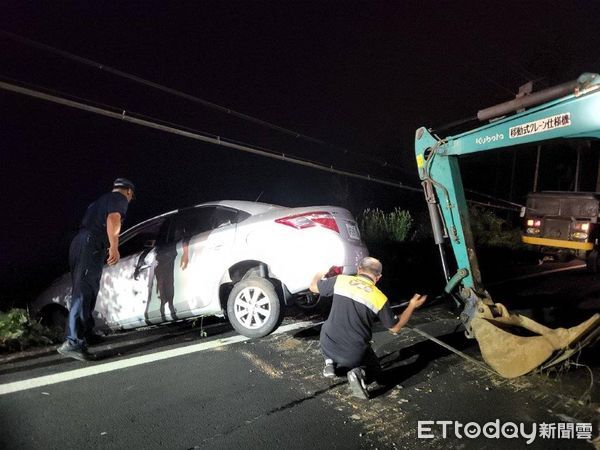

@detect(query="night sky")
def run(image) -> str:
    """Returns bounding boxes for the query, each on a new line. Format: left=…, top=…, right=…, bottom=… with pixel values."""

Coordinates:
left=2, top=1, right=600, bottom=305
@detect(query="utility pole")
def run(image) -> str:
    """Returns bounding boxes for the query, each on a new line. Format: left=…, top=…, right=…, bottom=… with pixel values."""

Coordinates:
left=596, top=148, right=600, bottom=192
left=509, top=150, right=517, bottom=201
left=574, top=145, right=581, bottom=192
left=533, top=145, right=541, bottom=192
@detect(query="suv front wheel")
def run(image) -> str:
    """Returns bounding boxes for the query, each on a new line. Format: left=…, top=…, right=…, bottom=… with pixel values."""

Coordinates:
left=226, top=277, right=282, bottom=338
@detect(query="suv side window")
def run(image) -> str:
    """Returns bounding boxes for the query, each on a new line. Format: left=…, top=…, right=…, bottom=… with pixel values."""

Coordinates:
left=212, top=206, right=243, bottom=229
left=119, top=217, right=169, bottom=258
left=167, top=206, right=247, bottom=243
left=235, top=209, right=251, bottom=223
left=168, top=207, right=216, bottom=244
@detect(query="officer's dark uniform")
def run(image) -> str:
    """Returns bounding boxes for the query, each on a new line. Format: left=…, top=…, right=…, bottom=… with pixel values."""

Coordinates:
left=318, top=274, right=397, bottom=373
left=66, top=191, right=129, bottom=349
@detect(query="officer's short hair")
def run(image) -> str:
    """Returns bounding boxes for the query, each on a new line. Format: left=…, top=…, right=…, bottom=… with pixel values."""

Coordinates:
left=358, top=257, right=383, bottom=277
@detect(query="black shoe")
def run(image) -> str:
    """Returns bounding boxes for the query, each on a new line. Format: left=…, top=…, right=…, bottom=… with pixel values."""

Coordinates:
left=323, top=359, right=335, bottom=378
left=85, top=333, right=105, bottom=345
left=347, top=368, right=369, bottom=399
left=57, top=342, right=95, bottom=362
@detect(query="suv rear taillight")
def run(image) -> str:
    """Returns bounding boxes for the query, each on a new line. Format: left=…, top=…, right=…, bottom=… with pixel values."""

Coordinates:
left=325, top=266, right=343, bottom=278
left=275, top=211, right=340, bottom=233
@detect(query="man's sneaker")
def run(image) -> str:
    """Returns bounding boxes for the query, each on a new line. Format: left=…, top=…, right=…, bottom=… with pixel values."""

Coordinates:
left=347, top=368, right=369, bottom=399
left=323, top=359, right=335, bottom=378
left=57, top=342, right=94, bottom=362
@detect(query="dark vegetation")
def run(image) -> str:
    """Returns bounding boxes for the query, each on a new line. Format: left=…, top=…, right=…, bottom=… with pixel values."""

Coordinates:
left=358, top=205, right=534, bottom=300
left=0, top=308, right=61, bottom=353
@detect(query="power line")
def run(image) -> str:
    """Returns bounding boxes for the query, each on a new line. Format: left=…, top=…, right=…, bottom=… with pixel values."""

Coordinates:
left=465, top=188, right=525, bottom=209
left=467, top=200, right=521, bottom=212
left=1, top=76, right=527, bottom=214
left=0, top=29, right=404, bottom=172
left=0, top=79, right=421, bottom=193
left=1, top=78, right=527, bottom=214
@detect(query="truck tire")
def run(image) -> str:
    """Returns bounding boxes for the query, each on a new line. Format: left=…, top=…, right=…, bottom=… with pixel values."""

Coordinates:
left=227, top=277, right=282, bottom=338
left=556, top=250, right=571, bottom=263
left=586, top=250, right=599, bottom=273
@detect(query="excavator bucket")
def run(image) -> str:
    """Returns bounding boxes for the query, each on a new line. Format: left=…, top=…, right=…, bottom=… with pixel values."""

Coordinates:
left=470, top=306, right=600, bottom=378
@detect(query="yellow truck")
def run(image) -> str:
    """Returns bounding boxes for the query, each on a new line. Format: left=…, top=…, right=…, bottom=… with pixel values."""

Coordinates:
left=522, top=191, right=600, bottom=271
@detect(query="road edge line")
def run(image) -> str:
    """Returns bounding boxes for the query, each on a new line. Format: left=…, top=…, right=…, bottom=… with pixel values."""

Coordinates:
left=0, top=320, right=318, bottom=396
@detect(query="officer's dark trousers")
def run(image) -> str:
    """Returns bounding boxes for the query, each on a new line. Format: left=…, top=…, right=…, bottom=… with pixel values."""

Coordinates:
left=66, top=230, right=105, bottom=348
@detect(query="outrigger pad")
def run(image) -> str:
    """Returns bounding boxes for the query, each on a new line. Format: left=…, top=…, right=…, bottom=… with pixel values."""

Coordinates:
left=471, top=313, right=600, bottom=378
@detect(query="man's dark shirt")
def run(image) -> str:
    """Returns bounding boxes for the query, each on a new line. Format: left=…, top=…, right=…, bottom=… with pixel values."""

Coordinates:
left=80, top=192, right=128, bottom=248
left=318, top=274, right=397, bottom=364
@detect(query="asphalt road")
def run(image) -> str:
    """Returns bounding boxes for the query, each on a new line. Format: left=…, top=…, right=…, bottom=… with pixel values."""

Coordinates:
left=0, top=262, right=599, bottom=449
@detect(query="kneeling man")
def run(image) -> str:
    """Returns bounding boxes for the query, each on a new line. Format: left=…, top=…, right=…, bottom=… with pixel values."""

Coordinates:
left=310, top=257, right=426, bottom=399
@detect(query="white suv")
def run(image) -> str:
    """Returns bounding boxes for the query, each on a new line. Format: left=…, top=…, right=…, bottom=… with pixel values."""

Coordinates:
left=32, top=200, right=368, bottom=338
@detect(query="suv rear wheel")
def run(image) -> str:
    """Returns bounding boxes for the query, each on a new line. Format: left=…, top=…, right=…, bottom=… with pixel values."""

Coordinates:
left=226, top=277, right=282, bottom=338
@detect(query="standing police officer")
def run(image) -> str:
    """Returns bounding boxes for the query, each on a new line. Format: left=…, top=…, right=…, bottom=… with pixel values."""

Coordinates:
left=57, top=178, right=135, bottom=361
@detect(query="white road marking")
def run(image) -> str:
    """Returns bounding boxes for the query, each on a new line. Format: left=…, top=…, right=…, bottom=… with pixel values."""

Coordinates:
left=0, top=320, right=318, bottom=396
